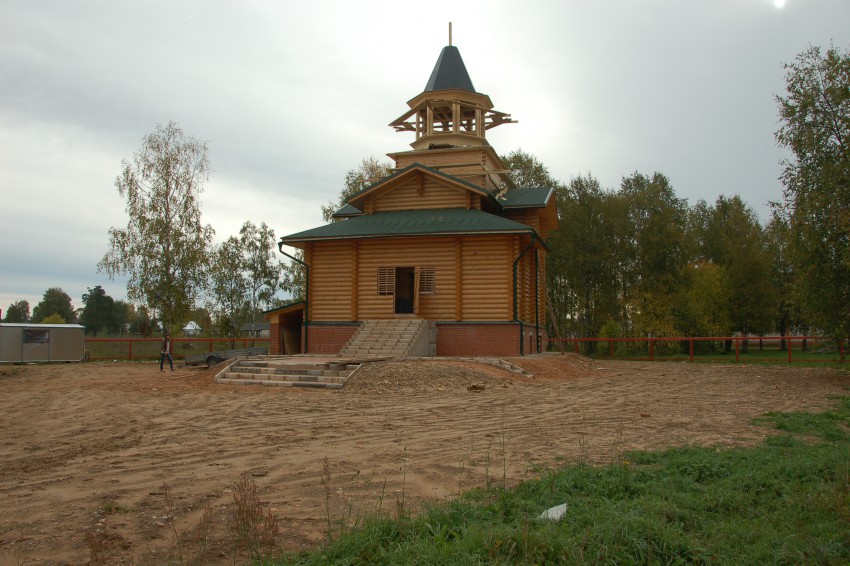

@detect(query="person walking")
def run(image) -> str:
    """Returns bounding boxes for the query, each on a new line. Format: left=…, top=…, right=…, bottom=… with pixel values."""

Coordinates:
left=160, top=332, right=174, bottom=372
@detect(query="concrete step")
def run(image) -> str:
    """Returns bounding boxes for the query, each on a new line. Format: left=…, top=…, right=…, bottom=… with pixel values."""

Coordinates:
left=215, top=358, right=362, bottom=389
left=340, top=319, right=428, bottom=358
left=216, top=378, right=344, bottom=389
left=230, top=367, right=350, bottom=379
left=222, top=371, right=349, bottom=384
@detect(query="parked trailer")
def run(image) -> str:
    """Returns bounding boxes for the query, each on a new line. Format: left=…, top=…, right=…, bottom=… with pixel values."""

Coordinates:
left=0, top=323, right=85, bottom=363
left=183, top=346, right=268, bottom=368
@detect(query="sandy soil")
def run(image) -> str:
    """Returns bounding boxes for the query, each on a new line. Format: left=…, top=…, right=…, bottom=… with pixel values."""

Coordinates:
left=1, top=355, right=847, bottom=565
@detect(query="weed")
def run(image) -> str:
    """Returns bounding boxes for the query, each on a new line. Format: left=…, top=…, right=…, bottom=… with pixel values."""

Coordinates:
left=161, top=481, right=185, bottom=563
left=84, top=528, right=106, bottom=566
left=321, top=456, right=333, bottom=540
left=499, top=416, right=508, bottom=490
left=190, top=503, right=215, bottom=565
left=226, top=473, right=279, bottom=562
left=577, top=410, right=590, bottom=465
left=395, top=446, right=409, bottom=519
left=100, top=500, right=125, bottom=514
left=0, top=366, right=22, bottom=379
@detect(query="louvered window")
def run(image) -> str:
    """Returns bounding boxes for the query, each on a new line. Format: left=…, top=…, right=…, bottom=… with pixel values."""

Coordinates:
left=419, top=267, right=436, bottom=294
left=378, top=267, right=395, bottom=295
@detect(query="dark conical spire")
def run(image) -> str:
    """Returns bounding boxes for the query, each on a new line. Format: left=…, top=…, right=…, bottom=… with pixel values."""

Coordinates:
left=424, top=45, right=475, bottom=92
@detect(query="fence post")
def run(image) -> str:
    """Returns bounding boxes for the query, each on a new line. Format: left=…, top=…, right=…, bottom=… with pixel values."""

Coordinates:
left=787, top=332, right=792, bottom=363
left=689, top=338, right=694, bottom=362
left=128, top=340, right=133, bottom=360
left=574, top=339, right=579, bottom=354
left=610, top=339, right=614, bottom=358
left=649, top=339, right=654, bottom=361
left=735, top=337, right=739, bottom=363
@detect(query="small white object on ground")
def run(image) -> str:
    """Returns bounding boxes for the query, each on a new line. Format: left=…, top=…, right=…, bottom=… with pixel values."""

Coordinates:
left=537, top=502, right=568, bottom=521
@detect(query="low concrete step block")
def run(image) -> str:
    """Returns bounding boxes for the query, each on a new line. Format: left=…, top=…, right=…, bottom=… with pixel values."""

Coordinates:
left=292, top=382, right=343, bottom=389
left=223, top=372, right=270, bottom=381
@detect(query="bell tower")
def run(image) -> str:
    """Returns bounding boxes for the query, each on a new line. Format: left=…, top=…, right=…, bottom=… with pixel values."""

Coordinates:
left=388, top=25, right=516, bottom=192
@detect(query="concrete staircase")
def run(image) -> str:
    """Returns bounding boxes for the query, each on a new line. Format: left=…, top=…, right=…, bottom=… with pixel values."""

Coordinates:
left=340, top=319, right=430, bottom=358
left=215, top=358, right=361, bottom=389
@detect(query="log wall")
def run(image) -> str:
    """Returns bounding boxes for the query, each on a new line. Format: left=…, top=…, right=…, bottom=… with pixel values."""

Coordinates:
left=307, top=241, right=354, bottom=321
left=307, top=235, right=522, bottom=323
left=460, top=236, right=512, bottom=321
left=356, top=237, right=459, bottom=319
left=373, top=177, right=468, bottom=212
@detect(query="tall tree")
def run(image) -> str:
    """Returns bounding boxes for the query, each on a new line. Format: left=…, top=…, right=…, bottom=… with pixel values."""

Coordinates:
left=32, top=288, right=75, bottom=323
left=501, top=149, right=561, bottom=188
left=320, top=157, right=392, bottom=222
left=548, top=174, right=622, bottom=343
left=239, top=221, right=283, bottom=318
left=99, top=121, right=214, bottom=334
left=129, top=305, right=156, bottom=337
left=208, top=236, right=250, bottom=338
left=619, top=172, right=688, bottom=339
left=675, top=261, right=732, bottom=341
left=697, top=196, right=777, bottom=343
left=79, top=285, right=117, bottom=336
left=113, top=300, right=133, bottom=335
left=775, top=44, right=850, bottom=338
left=279, top=248, right=306, bottom=302
left=764, top=212, right=800, bottom=349
left=3, top=300, right=30, bottom=323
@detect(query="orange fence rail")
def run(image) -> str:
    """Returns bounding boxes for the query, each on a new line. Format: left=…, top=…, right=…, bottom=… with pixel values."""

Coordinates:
left=547, top=335, right=845, bottom=364
left=84, top=337, right=272, bottom=361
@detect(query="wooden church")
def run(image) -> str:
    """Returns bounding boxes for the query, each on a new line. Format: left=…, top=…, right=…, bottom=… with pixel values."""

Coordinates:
left=267, top=39, right=557, bottom=357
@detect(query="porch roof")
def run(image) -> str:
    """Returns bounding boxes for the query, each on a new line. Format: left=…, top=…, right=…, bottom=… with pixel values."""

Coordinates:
left=281, top=208, right=536, bottom=244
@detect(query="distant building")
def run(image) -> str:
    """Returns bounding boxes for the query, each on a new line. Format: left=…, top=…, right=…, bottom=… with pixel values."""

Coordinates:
left=183, top=321, right=202, bottom=337
left=241, top=322, right=270, bottom=339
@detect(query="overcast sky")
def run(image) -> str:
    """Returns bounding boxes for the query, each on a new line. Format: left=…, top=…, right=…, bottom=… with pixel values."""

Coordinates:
left=2, top=0, right=848, bottom=315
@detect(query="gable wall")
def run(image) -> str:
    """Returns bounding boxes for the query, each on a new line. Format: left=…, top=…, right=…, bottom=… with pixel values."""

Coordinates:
left=373, top=177, right=468, bottom=212
left=504, top=209, right=541, bottom=233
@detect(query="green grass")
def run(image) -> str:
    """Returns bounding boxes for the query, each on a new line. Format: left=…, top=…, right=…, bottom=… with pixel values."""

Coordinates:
left=269, top=395, right=850, bottom=565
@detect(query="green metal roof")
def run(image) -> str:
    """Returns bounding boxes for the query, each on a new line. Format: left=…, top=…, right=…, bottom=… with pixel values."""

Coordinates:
left=500, top=187, right=553, bottom=208
left=262, top=300, right=305, bottom=315
left=332, top=203, right=362, bottom=218
left=282, top=208, right=535, bottom=243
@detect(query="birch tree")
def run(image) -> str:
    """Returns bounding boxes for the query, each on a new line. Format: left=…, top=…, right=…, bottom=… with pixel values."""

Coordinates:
left=99, top=121, right=214, bottom=333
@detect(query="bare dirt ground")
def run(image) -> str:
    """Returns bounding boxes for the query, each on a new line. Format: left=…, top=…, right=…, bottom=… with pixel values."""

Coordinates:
left=1, top=355, right=848, bottom=565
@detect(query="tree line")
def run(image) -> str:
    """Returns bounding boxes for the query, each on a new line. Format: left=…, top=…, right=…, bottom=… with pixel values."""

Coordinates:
left=508, top=157, right=785, bottom=352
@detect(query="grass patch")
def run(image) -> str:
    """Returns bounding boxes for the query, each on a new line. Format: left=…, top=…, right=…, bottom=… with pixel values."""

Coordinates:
left=271, top=396, right=850, bottom=565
